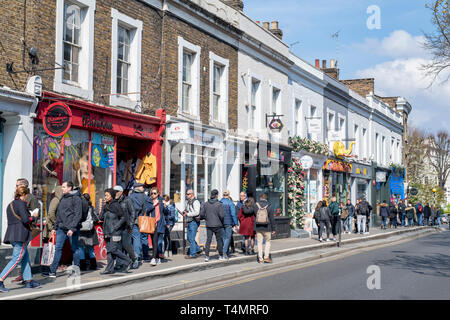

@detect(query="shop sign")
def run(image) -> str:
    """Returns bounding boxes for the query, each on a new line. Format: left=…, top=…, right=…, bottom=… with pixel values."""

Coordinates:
left=268, top=118, right=283, bottom=131
left=43, top=102, right=72, bottom=137
left=133, top=123, right=154, bottom=139
left=307, top=118, right=321, bottom=133
left=376, top=171, right=387, bottom=182
left=82, top=112, right=113, bottom=131
left=328, top=130, right=341, bottom=141
left=351, top=164, right=372, bottom=178
left=167, top=122, right=189, bottom=141
left=323, top=159, right=352, bottom=173
left=300, top=155, right=313, bottom=170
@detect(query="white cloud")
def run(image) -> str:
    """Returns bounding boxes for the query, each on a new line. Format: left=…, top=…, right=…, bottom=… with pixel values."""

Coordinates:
left=354, top=30, right=429, bottom=59
left=355, top=57, right=450, bottom=132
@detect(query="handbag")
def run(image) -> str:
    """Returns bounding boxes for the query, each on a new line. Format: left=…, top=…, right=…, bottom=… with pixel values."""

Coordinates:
left=80, top=207, right=94, bottom=232
left=40, top=234, right=56, bottom=266
left=138, top=209, right=156, bottom=234
left=10, top=202, right=41, bottom=239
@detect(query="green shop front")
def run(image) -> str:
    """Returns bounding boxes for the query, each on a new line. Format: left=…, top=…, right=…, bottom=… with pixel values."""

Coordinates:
left=241, top=140, right=291, bottom=238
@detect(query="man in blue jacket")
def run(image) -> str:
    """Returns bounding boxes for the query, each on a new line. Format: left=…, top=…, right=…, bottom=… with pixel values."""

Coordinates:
left=128, top=183, right=150, bottom=262
left=220, top=190, right=238, bottom=259
left=44, top=181, right=82, bottom=278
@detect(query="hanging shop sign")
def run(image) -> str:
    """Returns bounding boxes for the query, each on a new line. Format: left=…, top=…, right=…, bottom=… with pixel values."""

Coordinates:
left=376, top=171, right=387, bottom=183
left=268, top=118, right=283, bottom=131
left=300, top=155, right=313, bottom=170
left=323, top=159, right=352, bottom=173
left=307, top=118, right=321, bottom=133
left=43, top=102, right=72, bottom=137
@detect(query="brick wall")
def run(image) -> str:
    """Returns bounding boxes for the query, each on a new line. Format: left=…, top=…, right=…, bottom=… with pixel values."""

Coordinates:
left=340, top=78, right=374, bottom=98
left=160, top=13, right=238, bottom=130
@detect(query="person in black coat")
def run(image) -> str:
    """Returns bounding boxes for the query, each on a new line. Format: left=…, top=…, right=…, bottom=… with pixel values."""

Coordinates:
left=77, top=193, right=99, bottom=271
left=0, top=186, right=41, bottom=292
left=379, top=201, right=389, bottom=229
left=254, top=193, right=276, bottom=263
left=423, top=204, right=432, bottom=226
left=388, top=201, right=398, bottom=229
left=99, top=189, right=132, bottom=275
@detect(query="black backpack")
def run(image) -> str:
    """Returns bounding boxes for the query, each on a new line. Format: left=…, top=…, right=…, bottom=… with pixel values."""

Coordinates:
left=359, top=201, right=369, bottom=215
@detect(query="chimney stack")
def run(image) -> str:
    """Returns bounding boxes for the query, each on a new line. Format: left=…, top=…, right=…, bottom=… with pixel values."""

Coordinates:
left=269, top=21, right=283, bottom=40
left=262, top=21, right=269, bottom=30
left=316, top=58, right=340, bottom=80
left=220, top=0, right=244, bottom=11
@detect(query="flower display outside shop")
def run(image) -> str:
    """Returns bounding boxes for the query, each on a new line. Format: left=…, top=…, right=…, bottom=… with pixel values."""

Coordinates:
left=288, top=157, right=306, bottom=229
left=289, top=136, right=330, bottom=155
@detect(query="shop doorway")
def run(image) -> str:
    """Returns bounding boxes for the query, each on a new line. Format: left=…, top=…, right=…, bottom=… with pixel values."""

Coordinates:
left=0, top=118, right=4, bottom=235
left=116, top=136, right=155, bottom=193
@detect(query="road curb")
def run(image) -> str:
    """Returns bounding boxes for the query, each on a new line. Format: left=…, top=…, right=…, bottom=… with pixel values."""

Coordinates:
left=1, top=227, right=439, bottom=300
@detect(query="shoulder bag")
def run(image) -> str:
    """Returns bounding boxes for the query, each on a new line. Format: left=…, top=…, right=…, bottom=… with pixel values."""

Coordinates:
left=138, top=203, right=156, bottom=234
left=10, top=202, right=41, bottom=239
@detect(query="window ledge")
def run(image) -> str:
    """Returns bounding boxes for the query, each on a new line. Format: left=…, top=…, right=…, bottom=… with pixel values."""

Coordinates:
left=177, top=110, right=200, bottom=122
left=110, top=95, right=140, bottom=110
left=54, top=81, right=93, bottom=101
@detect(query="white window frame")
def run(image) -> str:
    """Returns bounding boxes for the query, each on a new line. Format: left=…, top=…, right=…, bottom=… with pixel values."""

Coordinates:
left=362, top=127, right=367, bottom=159
left=178, top=37, right=201, bottom=119
left=247, top=72, right=263, bottom=133
left=338, top=115, right=345, bottom=140
left=55, top=0, right=95, bottom=100
left=270, top=82, right=282, bottom=115
left=294, top=98, right=302, bottom=136
left=354, top=124, right=359, bottom=159
left=110, top=8, right=142, bottom=110
left=327, top=111, right=336, bottom=144
left=209, top=52, right=229, bottom=128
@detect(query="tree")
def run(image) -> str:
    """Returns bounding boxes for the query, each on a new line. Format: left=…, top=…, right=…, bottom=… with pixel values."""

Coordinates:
left=404, top=127, right=427, bottom=184
left=422, top=0, right=450, bottom=84
left=425, top=130, right=450, bottom=189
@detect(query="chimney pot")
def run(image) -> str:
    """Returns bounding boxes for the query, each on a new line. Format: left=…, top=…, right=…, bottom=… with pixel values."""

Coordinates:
left=322, top=60, right=327, bottom=69
left=315, top=59, right=320, bottom=68
left=271, top=21, right=279, bottom=30
left=330, top=59, right=335, bottom=68
left=256, top=20, right=260, bottom=25
left=262, top=22, right=269, bottom=30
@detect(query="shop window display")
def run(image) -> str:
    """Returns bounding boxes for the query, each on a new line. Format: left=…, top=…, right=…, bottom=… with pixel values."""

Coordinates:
left=256, top=162, right=285, bottom=216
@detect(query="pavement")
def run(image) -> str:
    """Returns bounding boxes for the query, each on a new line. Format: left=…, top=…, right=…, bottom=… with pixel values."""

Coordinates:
left=0, top=225, right=443, bottom=300
left=174, top=228, right=450, bottom=300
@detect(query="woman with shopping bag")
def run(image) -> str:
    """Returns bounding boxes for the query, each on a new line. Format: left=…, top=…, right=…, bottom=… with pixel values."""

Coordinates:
left=144, top=187, right=167, bottom=266
left=0, top=186, right=41, bottom=292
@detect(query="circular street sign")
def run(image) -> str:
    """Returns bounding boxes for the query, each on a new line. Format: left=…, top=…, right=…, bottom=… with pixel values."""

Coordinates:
left=409, top=187, right=419, bottom=196
left=300, top=155, right=313, bottom=170
left=43, top=102, right=72, bottom=137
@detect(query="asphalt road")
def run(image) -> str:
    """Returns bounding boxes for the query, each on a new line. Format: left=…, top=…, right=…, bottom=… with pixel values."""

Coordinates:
left=172, top=229, right=450, bottom=300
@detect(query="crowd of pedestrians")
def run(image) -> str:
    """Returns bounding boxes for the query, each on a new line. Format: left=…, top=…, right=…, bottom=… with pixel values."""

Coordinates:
left=0, top=177, right=278, bottom=292
left=1, top=176, right=444, bottom=292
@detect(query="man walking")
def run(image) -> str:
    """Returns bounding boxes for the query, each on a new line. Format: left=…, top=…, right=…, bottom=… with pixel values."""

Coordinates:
left=415, top=202, right=424, bottom=226
left=114, top=186, right=139, bottom=269
left=200, top=189, right=225, bottom=262
left=44, top=181, right=82, bottom=278
left=183, top=189, right=202, bottom=259
left=128, top=182, right=149, bottom=262
left=254, top=193, right=276, bottom=263
left=220, top=190, right=238, bottom=259
left=329, top=196, right=340, bottom=241
left=423, top=203, right=432, bottom=226
left=346, top=199, right=355, bottom=234
left=357, top=197, right=371, bottom=234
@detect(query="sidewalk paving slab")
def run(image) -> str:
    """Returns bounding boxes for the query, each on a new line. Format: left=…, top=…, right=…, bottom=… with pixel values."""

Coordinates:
left=0, top=226, right=442, bottom=300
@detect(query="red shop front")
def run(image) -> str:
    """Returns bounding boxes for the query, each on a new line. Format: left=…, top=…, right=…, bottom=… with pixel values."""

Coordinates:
left=31, top=91, right=166, bottom=260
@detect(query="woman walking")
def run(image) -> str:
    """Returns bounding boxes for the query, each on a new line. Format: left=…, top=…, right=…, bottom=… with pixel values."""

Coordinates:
left=146, top=187, right=167, bottom=266
left=78, top=193, right=99, bottom=271
left=0, top=186, right=41, bottom=292
left=99, top=189, right=132, bottom=275
left=238, top=197, right=257, bottom=255
left=388, top=201, right=398, bottom=229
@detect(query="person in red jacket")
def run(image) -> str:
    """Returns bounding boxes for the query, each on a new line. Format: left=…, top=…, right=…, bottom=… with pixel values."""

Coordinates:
left=238, top=197, right=257, bottom=255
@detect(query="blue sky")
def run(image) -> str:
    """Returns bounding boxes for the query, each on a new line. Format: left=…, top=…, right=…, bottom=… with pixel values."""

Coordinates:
left=242, top=0, right=449, bottom=133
